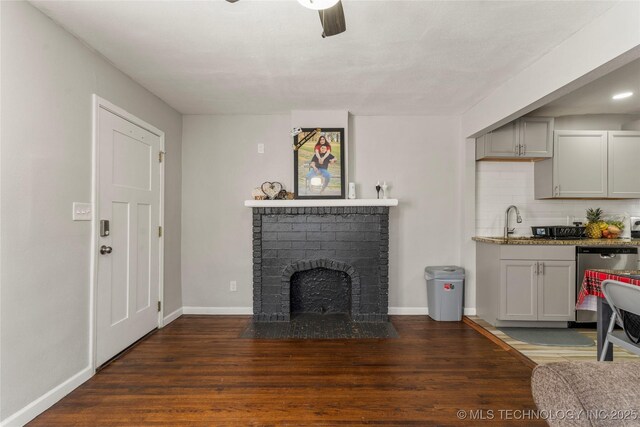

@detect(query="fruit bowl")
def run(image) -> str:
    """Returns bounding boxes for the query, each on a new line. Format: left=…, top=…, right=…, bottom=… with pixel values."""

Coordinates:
left=585, top=208, right=625, bottom=239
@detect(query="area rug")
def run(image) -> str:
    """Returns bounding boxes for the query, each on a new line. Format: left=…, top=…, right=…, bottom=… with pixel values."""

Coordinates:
left=240, top=313, right=399, bottom=339
left=497, top=327, right=594, bottom=347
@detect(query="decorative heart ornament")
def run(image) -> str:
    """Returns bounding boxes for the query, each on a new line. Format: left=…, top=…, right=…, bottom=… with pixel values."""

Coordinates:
left=261, top=181, right=283, bottom=200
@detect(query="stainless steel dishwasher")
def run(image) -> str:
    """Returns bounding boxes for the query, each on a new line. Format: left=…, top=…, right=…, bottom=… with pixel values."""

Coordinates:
left=576, top=246, right=640, bottom=323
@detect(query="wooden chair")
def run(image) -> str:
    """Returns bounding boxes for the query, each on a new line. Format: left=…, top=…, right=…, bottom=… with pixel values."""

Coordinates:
left=599, top=279, right=640, bottom=361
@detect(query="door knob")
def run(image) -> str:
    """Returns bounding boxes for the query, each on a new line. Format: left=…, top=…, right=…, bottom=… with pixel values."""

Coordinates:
left=100, top=245, right=112, bottom=255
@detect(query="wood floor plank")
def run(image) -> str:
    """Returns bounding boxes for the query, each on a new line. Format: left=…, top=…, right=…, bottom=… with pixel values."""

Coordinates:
left=29, top=316, right=544, bottom=426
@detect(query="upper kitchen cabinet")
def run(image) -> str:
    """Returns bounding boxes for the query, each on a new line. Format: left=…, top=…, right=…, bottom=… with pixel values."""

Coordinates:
left=608, top=131, right=640, bottom=198
left=475, top=133, right=486, bottom=160
left=535, top=130, right=640, bottom=199
left=483, top=122, right=519, bottom=158
left=519, top=117, right=554, bottom=157
left=476, top=117, right=554, bottom=160
left=536, top=130, right=608, bottom=198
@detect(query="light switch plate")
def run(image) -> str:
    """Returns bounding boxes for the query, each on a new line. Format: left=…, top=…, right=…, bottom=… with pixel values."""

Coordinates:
left=73, top=202, right=92, bottom=221
left=257, top=143, right=265, bottom=154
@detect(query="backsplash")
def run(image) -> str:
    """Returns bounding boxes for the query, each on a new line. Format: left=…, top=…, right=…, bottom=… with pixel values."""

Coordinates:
left=476, top=162, right=640, bottom=237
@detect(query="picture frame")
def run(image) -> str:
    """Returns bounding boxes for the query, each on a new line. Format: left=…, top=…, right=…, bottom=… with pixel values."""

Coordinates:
left=293, top=128, right=345, bottom=199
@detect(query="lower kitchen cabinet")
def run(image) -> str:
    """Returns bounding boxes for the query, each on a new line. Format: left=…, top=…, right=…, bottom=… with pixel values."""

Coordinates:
left=499, top=260, right=575, bottom=322
left=500, top=260, right=538, bottom=321
left=477, top=243, right=575, bottom=326
left=498, top=260, right=538, bottom=320
left=537, top=261, right=575, bottom=321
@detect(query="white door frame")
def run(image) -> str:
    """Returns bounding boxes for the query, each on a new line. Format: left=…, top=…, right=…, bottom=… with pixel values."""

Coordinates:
left=90, top=94, right=165, bottom=372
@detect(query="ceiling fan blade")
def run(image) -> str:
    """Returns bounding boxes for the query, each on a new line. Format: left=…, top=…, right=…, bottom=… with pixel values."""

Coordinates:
left=318, top=1, right=346, bottom=37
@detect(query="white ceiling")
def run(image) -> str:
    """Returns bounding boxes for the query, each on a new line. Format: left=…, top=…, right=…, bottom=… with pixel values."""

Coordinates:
left=531, top=58, right=640, bottom=117
left=31, top=0, right=617, bottom=115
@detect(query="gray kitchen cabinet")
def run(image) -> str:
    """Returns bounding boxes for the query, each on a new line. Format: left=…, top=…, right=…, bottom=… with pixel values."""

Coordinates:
left=535, top=130, right=608, bottom=199
left=537, top=261, right=576, bottom=321
left=499, top=260, right=538, bottom=321
left=477, top=243, right=575, bottom=327
left=519, top=117, right=553, bottom=157
left=608, top=131, right=640, bottom=198
left=476, top=117, right=554, bottom=160
left=475, top=134, right=486, bottom=160
left=499, top=259, right=575, bottom=322
left=484, top=122, right=519, bottom=158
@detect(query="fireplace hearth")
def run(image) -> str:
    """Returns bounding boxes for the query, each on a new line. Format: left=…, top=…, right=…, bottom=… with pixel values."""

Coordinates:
left=239, top=313, right=399, bottom=339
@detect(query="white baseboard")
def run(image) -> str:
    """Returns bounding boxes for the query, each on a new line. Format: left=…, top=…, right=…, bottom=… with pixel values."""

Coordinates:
left=180, top=306, right=476, bottom=316
left=388, top=307, right=476, bottom=316
left=162, top=307, right=183, bottom=326
left=388, top=307, right=428, bottom=315
left=182, top=306, right=253, bottom=315
left=1, top=366, right=93, bottom=427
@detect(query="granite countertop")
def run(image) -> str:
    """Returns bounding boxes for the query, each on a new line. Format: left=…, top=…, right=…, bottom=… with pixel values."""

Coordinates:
left=473, top=236, right=640, bottom=246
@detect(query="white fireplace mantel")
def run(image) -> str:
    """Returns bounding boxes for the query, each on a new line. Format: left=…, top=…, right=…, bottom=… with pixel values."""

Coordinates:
left=244, top=199, right=398, bottom=208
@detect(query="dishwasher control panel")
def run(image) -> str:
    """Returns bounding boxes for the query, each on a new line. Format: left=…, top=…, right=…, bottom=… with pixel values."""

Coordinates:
left=577, top=247, right=637, bottom=255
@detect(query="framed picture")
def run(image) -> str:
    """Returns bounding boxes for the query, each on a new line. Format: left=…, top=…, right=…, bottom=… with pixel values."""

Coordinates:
left=293, top=128, right=345, bottom=199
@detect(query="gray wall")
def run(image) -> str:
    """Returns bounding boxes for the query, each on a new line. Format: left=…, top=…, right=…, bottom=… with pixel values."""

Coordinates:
left=0, top=1, right=182, bottom=420
left=181, top=114, right=462, bottom=311
left=181, top=115, right=290, bottom=309
left=553, top=114, right=640, bottom=130
left=623, top=119, right=640, bottom=131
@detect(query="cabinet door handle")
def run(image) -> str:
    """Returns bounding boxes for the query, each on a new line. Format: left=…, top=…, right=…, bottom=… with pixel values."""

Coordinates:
left=554, top=185, right=560, bottom=196
left=522, top=144, right=526, bottom=155
left=534, top=262, right=539, bottom=275
left=515, top=144, right=519, bottom=155
left=539, top=262, right=544, bottom=275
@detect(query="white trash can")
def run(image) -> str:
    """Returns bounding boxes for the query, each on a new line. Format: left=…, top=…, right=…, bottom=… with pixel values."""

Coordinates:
left=425, top=266, right=465, bottom=321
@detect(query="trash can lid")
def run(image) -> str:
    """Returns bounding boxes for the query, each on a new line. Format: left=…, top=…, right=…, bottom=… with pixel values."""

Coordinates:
left=424, top=265, right=465, bottom=279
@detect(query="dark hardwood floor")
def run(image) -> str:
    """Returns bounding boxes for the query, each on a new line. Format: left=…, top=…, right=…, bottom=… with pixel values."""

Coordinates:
left=30, top=316, right=543, bottom=426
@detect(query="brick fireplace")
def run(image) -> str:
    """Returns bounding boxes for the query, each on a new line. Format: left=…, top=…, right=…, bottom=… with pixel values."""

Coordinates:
left=250, top=205, right=392, bottom=322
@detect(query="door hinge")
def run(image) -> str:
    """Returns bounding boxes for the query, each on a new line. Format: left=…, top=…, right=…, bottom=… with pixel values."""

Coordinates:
left=157, top=301, right=161, bottom=312
left=158, top=226, right=163, bottom=237
left=159, top=151, right=165, bottom=163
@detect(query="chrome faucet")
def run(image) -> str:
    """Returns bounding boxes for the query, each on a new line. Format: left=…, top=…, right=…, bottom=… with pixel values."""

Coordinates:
left=504, top=205, right=523, bottom=240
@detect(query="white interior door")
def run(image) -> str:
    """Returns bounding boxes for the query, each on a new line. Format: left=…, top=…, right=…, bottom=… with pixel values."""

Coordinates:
left=96, top=105, right=161, bottom=367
